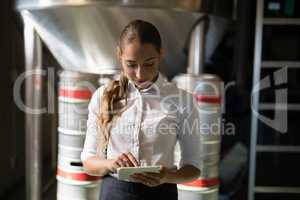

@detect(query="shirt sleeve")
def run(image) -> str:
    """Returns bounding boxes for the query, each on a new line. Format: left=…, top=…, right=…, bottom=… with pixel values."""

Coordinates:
left=177, top=91, right=201, bottom=170
left=80, top=86, right=105, bottom=162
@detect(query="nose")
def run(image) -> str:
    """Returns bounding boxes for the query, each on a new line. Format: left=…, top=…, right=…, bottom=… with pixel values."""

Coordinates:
left=135, top=66, right=145, bottom=80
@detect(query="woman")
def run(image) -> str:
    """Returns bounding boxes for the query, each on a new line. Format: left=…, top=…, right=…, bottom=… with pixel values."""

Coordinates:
left=81, top=19, right=202, bottom=200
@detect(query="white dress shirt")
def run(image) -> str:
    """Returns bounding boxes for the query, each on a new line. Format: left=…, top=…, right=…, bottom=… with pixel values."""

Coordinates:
left=81, top=72, right=201, bottom=171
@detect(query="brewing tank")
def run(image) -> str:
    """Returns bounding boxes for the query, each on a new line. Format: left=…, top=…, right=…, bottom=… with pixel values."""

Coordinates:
left=17, top=0, right=233, bottom=75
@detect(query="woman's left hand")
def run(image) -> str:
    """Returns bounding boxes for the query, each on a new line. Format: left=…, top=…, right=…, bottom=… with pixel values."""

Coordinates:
left=129, top=166, right=169, bottom=187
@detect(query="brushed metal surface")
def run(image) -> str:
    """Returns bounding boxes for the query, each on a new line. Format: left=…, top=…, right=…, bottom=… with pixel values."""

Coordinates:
left=23, top=11, right=43, bottom=200
left=17, top=0, right=231, bottom=75
left=17, top=0, right=233, bottom=17
left=21, top=7, right=202, bottom=74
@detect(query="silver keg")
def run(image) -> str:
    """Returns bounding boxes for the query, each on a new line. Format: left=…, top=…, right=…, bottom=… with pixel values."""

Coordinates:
left=172, top=73, right=222, bottom=200
left=57, top=70, right=102, bottom=200
left=178, top=187, right=219, bottom=200
left=57, top=174, right=101, bottom=200
left=58, top=70, right=99, bottom=131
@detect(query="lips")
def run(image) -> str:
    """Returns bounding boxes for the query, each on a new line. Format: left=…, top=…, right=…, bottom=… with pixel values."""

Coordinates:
left=136, top=80, right=148, bottom=84
left=135, top=80, right=152, bottom=89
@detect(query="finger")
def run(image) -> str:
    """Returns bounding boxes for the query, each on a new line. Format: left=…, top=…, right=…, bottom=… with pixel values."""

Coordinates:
left=159, top=165, right=167, bottom=173
left=121, top=158, right=130, bottom=167
left=116, top=159, right=126, bottom=167
left=112, top=162, right=121, bottom=172
left=141, top=176, right=158, bottom=187
left=119, top=153, right=128, bottom=161
left=121, top=153, right=134, bottom=167
left=131, top=174, right=152, bottom=185
left=129, top=174, right=142, bottom=182
left=119, top=153, right=127, bottom=161
left=119, top=154, right=130, bottom=167
left=109, top=159, right=121, bottom=173
left=141, top=173, right=161, bottom=182
left=134, top=173, right=159, bottom=185
left=121, top=153, right=135, bottom=167
left=114, top=160, right=121, bottom=167
left=159, top=165, right=164, bottom=171
left=144, top=172, right=162, bottom=179
left=126, top=152, right=139, bottom=167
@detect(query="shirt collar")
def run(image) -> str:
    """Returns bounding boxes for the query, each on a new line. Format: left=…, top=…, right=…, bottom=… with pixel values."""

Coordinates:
left=128, top=72, right=166, bottom=95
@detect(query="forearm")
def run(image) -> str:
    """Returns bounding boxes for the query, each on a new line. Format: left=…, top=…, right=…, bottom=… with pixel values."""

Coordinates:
left=165, top=165, right=200, bottom=184
left=82, top=156, right=113, bottom=176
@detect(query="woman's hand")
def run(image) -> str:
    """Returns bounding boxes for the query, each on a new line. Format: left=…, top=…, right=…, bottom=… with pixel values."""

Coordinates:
left=129, top=166, right=169, bottom=187
left=107, top=152, right=139, bottom=173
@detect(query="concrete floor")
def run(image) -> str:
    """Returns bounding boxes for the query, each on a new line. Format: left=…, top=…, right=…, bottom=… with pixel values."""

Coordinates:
left=0, top=161, right=57, bottom=200
left=0, top=179, right=56, bottom=200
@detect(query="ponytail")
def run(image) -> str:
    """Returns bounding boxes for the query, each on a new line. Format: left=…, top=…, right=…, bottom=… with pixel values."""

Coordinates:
left=98, top=73, right=128, bottom=154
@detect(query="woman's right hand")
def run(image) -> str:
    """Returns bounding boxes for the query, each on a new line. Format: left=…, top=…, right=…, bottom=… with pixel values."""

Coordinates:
left=107, top=152, right=139, bottom=173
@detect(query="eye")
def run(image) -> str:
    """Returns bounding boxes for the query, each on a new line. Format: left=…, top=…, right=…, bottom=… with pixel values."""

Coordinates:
left=143, top=62, right=155, bottom=67
left=126, top=63, right=137, bottom=68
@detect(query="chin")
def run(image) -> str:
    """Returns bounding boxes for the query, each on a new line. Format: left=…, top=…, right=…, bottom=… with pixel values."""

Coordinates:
left=135, top=81, right=151, bottom=88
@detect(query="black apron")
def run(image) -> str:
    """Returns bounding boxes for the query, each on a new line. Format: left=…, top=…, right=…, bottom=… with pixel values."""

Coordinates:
left=100, top=175, right=178, bottom=200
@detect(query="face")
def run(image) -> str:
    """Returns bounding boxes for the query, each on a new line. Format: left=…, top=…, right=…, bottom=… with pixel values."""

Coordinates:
left=118, top=40, right=163, bottom=89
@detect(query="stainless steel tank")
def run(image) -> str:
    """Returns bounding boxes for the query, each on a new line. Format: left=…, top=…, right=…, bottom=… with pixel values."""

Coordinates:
left=17, top=0, right=232, bottom=75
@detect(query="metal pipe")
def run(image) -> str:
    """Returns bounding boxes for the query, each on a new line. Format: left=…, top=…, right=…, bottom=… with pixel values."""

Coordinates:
left=187, top=16, right=209, bottom=75
left=47, top=68, right=57, bottom=170
left=23, top=11, right=43, bottom=200
left=248, top=0, right=264, bottom=200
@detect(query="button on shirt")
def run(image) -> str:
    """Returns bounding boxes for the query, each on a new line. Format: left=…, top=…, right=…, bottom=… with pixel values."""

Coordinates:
left=81, top=72, right=201, bottom=170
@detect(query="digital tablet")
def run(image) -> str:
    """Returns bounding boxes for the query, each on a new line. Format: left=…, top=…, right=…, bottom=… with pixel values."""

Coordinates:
left=117, top=166, right=161, bottom=181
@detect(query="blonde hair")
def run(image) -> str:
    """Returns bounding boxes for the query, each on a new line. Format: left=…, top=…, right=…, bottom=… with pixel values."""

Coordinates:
left=98, top=75, right=128, bottom=154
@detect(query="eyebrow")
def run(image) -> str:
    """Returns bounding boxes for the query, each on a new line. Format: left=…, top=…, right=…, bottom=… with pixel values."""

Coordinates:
left=125, top=57, right=157, bottom=63
left=144, top=57, right=156, bottom=61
